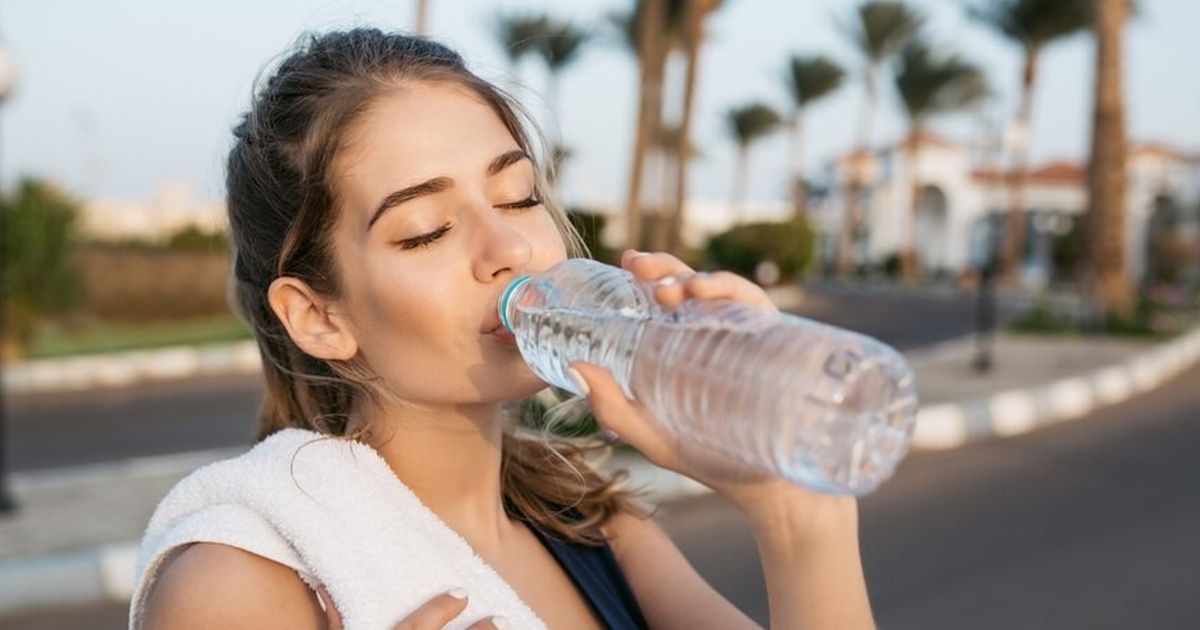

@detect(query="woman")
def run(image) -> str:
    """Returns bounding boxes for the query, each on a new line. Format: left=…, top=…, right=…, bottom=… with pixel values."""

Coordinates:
left=132, top=28, right=875, bottom=629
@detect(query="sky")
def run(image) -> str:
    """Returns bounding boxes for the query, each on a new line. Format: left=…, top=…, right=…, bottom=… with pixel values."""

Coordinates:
left=1, top=0, right=1198, bottom=209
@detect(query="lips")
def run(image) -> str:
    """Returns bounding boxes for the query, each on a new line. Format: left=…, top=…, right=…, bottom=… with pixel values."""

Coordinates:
left=481, top=297, right=505, bottom=334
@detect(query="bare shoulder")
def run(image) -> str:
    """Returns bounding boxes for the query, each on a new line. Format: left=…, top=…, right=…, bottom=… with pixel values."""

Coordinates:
left=141, top=542, right=325, bottom=630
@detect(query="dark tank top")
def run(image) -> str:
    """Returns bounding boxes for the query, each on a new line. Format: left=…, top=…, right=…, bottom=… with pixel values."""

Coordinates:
left=516, top=506, right=650, bottom=630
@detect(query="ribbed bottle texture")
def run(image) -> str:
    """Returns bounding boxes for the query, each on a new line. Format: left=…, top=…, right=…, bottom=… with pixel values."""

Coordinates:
left=499, top=258, right=918, bottom=495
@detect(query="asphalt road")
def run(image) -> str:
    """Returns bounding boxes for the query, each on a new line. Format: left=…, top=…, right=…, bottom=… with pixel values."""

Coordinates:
left=8, top=361, right=1196, bottom=629
left=657, top=361, right=1200, bottom=629
left=6, top=285, right=1001, bottom=472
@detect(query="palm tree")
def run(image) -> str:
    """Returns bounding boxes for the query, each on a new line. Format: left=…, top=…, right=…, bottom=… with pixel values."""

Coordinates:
left=661, top=0, right=725, bottom=257
left=614, top=0, right=675, bottom=251
left=531, top=21, right=592, bottom=127
left=967, top=0, right=1093, bottom=285
left=1087, top=0, right=1134, bottom=319
left=783, top=54, right=845, bottom=220
left=838, top=1, right=924, bottom=275
left=414, top=0, right=430, bottom=36
left=894, top=41, right=988, bottom=282
left=491, top=13, right=548, bottom=80
left=725, top=103, right=781, bottom=224
left=530, top=20, right=591, bottom=184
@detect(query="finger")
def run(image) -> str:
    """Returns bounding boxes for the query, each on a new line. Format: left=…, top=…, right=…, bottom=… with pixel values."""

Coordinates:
left=683, top=272, right=777, bottom=311
left=390, top=590, right=469, bottom=630
left=652, top=274, right=690, bottom=310
left=568, top=362, right=672, bottom=465
left=622, top=250, right=695, bottom=282
left=316, top=584, right=343, bottom=630
left=466, top=616, right=510, bottom=630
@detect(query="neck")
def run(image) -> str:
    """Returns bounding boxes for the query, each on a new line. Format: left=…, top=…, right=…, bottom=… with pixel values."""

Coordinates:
left=362, top=399, right=518, bottom=554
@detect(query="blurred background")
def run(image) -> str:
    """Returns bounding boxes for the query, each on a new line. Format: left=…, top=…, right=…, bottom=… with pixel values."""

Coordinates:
left=0, top=0, right=1198, bottom=628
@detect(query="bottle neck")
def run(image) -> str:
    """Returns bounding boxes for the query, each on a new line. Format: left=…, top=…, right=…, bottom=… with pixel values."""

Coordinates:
left=498, top=275, right=532, bottom=333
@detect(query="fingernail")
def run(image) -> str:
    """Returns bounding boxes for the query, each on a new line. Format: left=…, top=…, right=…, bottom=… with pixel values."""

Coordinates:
left=657, top=275, right=678, bottom=286
left=447, top=587, right=468, bottom=600
left=602, top=429, right=620, bottom=442
left=492, top=615, right=513, bottom=630
left=567, top=367, right=590, bottom=396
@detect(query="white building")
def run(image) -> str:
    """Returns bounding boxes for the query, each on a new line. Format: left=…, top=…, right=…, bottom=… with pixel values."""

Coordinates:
left=812, top=132, right=1200, bottom=288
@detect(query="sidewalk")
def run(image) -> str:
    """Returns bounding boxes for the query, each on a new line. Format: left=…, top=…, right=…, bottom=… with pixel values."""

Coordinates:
left=2, top=322, right=1198, bottom=615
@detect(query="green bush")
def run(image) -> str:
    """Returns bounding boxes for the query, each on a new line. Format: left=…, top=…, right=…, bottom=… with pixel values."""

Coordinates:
left=567, top=209, right=618, bottom=265
left=1, top=178, right=87, bottom=355
left=705, top=218, right=814, bottom=282
left=166, top=224, right=230, bottom=253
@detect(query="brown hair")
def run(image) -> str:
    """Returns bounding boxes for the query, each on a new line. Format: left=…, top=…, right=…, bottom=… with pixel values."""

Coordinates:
left=226, top=28, right=649, bottom=545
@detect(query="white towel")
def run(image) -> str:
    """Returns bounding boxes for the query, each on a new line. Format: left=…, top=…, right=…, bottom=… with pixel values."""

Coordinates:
left=128, top=427, right=550, bottom=630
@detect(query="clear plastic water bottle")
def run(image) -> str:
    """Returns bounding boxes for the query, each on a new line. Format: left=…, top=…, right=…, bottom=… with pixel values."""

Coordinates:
left=498, top=258, right=918, bottom=496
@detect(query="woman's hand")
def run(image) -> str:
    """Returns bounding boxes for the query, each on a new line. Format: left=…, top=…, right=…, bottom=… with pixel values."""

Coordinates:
left=317, top=584, right=507, bottom=630
left=568, top=250, right=847, bottom=517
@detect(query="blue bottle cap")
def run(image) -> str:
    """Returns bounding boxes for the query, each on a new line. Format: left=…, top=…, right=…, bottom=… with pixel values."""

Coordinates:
left=498, top=275, right=532, bottom=333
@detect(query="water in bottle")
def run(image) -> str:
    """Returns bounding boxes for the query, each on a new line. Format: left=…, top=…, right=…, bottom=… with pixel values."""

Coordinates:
left=498, top=258, right=918, bottom=495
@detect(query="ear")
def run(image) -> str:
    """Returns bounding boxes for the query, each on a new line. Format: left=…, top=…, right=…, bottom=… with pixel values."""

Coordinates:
left=266, top=277, right=359, bottom=361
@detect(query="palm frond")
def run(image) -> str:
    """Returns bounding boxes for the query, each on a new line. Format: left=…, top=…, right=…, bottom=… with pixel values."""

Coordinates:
left=854, top=1, right=925, bottom=62
left=726, top=103, right=782, bottom=146
left=785, top=54, right=846, bottom=108
left=491, top=12, right=550, bottom=65
left=965, top=0, right=1093, bottom=49
left=894, top=40, right=989, bottom=122
left=536, top=21, right=593, bottom=72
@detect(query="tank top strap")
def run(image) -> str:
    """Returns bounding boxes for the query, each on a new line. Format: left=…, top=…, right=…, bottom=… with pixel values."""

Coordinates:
left=519, top=505, right=650, bottom=630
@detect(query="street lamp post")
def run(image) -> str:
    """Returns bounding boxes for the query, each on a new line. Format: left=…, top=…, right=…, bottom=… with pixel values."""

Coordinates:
left=973, top=217, right=1000, bottom=373
left=0, top=37, right=18, bottom=514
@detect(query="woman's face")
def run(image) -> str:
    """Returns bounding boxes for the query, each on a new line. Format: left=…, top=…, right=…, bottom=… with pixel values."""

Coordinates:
left=328, top=80, right=567, bottom=406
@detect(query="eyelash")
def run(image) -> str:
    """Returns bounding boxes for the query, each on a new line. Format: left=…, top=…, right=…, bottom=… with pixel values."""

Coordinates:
left=394, top=195, right=543, bottom=250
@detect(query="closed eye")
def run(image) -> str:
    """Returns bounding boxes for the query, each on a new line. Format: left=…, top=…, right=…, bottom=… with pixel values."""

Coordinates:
left=392, top=194, right=543, bottom=250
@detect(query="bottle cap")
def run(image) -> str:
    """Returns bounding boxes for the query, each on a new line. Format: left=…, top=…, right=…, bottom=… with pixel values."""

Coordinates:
left=498, top=275, right=532, bottom=333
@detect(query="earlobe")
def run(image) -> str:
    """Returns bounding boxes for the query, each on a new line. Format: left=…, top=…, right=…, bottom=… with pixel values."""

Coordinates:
left=267, top=277, right=359, bottom=361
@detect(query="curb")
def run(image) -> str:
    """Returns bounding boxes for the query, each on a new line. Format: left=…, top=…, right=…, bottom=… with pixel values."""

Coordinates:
left=3, top=341, right=261, bottom=395
left=0, top=543, right=137, bottom=615
left=911, top=325, right=1200, bottom=449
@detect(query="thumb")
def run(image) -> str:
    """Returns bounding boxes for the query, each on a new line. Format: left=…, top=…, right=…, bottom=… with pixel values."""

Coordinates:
left=569, top=362, right=662, bottom=454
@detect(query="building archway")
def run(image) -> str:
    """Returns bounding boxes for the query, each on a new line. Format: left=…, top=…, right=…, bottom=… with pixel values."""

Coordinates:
left=915, top=184, right=948, bottom=273
left=1145, top=193, right=1185, bottom=286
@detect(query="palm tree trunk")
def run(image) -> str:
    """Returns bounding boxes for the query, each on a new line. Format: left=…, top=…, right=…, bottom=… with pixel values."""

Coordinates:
left=414, top=0, right=430, bottom=36
left=838, top=64, right=879, bottom=276
left=788, top=109, right=806, bottom=222
left=1002, top=51, right=1037, bottom=286
left=1089, top=0, right=1134, bottom=320
left=855, top=65, right=878, bottom=151
left=731, top=144, right=749, bottom=226
left=902, top=130, right=923, bottom=283
left=546, top=72, right=561, bottom=131
left=624, top=0, right=667, bottom=252
left=666, top=0, right=706, bottom=258
left=545, top=73, right=563, bottom=187
left=651, top=140, right=676, bottom=252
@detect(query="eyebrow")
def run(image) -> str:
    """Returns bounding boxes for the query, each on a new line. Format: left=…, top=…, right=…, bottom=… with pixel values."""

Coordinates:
left=366, top=149, right=530, bottom=231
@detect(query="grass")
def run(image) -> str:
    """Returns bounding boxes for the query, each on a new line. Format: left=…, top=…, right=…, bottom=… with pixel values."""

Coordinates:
left=27, top=313, right=253, bottom=360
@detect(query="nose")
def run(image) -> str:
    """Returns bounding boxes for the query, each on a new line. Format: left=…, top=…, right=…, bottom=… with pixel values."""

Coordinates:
left=471, top=204, right=533, bottom=283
